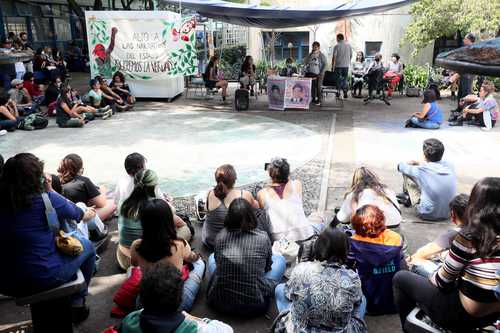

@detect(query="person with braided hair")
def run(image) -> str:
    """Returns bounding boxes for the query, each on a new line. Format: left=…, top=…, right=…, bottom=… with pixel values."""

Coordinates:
left=202, top=164, right=258, bottom=251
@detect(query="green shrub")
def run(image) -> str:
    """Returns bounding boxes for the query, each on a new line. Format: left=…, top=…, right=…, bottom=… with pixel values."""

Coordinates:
left=403, top=64, right=429, bottom=88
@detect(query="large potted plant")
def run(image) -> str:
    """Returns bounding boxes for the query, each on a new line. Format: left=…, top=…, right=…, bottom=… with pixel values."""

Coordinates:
left=403, top=64, right=429, bottom=97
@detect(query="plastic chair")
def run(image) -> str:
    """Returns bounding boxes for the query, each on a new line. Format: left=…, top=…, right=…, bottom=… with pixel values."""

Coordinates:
left=15, top=270, right=85, bottom=333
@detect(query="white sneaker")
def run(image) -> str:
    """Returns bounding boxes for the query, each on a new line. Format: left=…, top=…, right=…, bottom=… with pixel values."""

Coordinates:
left=101, top=110, right=112, bottom=120
left=0, top=129, right=7, bottom=136
left=480, top=127, right=491, bottom=132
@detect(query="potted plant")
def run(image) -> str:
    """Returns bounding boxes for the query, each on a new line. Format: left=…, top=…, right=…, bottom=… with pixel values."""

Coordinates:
left=403, top=64, right=429, bottom=97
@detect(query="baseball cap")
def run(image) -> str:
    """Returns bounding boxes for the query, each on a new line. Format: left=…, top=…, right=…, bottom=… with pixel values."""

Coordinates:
left=11, top=79, right=23, bottom=86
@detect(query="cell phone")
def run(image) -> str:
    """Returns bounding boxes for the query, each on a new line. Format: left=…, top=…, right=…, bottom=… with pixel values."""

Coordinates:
left=264, top=163, right=270, bottom=171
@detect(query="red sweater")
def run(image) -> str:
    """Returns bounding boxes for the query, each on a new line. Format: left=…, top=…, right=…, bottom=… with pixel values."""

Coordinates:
left=23, top=81, right=42, bottom=97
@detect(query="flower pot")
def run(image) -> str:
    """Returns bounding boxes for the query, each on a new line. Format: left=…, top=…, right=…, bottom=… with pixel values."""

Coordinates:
left=406, top=87, right=421, bottom=97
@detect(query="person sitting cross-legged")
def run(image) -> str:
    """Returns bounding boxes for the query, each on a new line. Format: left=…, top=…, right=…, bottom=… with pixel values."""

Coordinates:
left=449, top=80, right=498, bottom=131
left=207, top=198, right=286, bottom=316
left=273, top=227, right=368, bottom=333
left=397, top=138, right=457, bottom=221
left=393, top=177, right=500, bottom=332
left=130, top=199, right=204, bottom=311
left=118, top=262, right=233, bottom=333
left=0, top=93, right=21, bottom=131
left=348, top=204, right=405, bottom=315
left=405, top=89, right=443, bottom=129
left=0, top=153, right=96, bottom=323
left=408, top=193, right=469, bottom=278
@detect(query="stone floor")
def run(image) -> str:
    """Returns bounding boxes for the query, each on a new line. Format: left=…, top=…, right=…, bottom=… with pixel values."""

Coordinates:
left=1, top=72, right=499, bottom=333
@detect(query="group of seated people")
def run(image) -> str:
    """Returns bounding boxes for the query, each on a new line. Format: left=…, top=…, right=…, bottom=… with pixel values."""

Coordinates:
left=0, top=70, right=136, bottom=133
left=403, top=80, right=498, bottom=130
left=0, top=136, right=498, bottom=332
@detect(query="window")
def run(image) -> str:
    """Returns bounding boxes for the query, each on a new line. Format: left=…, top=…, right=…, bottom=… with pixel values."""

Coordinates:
left=32, top=17, right=52, bottom=41
left=365, top=41, right=382, bottom=58
left=4, top=17, right=28, bottom=37
left=53, top=18, right=71, bottom=41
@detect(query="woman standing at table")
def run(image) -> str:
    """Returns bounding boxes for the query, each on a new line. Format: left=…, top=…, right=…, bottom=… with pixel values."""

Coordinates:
left=303, top=41, right=327, bottom=106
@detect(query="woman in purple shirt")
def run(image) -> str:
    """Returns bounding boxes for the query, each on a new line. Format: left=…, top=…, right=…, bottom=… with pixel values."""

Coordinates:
left=0, top=153, right=96, bottom=323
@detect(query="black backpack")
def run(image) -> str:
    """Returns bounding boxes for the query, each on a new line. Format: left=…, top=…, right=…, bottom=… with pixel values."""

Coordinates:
left=234, top=88, right=249, bottom=111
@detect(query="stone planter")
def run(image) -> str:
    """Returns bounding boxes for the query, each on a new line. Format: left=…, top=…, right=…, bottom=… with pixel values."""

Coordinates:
left=406, top=86, right=421, bottom=97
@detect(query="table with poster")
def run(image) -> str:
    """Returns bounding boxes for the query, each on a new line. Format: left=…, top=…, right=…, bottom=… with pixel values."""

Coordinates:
left=267, top=76, right=313, bottom=111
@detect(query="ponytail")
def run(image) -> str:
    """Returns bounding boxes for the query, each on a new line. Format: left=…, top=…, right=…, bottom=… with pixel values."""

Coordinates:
left=214, top=180, right=228, bottom=200
left=213, top=164, right=237, bottom=201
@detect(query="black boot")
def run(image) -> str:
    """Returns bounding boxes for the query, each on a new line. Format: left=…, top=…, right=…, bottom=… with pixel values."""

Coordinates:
left=449, top=116, right=464, bottom=126
left=396, top=192, right=411, bottom=207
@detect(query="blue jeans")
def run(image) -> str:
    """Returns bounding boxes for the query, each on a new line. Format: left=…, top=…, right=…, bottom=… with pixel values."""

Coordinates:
left=208, top=253, right=286, bottom=284
left=180, top=258, right=205, bottom=311
left=335, top=67, right=349, bottom=93
left=410, top=116, right=440, bottom=129
left=275, top=282, right=367, bottom=319
left=0, top=119, right=20, bottom=131
left=52, top=236, right=96, bottom=306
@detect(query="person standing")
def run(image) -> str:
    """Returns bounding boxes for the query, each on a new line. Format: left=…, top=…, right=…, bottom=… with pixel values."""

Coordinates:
left=304, top=41, right=327, bottom=106
left=332, top=33, right=353, bottom=99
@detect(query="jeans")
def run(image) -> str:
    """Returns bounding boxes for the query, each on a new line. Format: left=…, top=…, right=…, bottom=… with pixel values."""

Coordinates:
left=335, top=67, right=349, bottom=93
left=74, top=202, right=106, bottom=239
left=410, top=116, right=440, bottom=129
left=52, top=236, right=96, bottom=306
left=0, top=119, right=20, bottom=131
left=393, top=270, right=499, bottom=331
left=180, top=258, right=205, bottom=311
left=305, top=73, right=322, bottom=102
left=275, top=283, right=367, bottom=318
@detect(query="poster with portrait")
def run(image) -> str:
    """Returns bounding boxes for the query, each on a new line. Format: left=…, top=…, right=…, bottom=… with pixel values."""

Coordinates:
left=267, top=77, right=286, bottom=110
left=284, top=78, right=312, bottom=109
left=85, top=11, right=197, bottom=81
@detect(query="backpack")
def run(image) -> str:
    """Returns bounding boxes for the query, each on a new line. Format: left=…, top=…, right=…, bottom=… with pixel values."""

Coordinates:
left=17, top=113, right=49, bottom=130
left=234, top=88, right=249, bottom=111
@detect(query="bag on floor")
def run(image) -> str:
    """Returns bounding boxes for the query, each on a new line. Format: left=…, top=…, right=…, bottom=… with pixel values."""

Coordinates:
left=17, top=113, right=49, bottom=130
left=234, top=88, right=249, bottom=111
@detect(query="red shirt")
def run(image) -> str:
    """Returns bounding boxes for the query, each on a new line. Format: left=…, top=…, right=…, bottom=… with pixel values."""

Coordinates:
left=23, top=81, right=42, bottom=97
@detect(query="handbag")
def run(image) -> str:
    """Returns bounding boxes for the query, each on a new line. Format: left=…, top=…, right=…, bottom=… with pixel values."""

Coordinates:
left=42, top=193, right=83, bottom=256
left=272, top=239, right=299, bottom=264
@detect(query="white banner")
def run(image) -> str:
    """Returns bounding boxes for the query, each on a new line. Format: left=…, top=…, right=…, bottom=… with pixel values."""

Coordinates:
left=85, top=11, right=197, bottom=81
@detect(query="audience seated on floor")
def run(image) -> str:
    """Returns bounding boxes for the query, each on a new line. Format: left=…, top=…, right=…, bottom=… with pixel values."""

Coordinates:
left=43, top=76, right=62, bottom=108
left=58, top=153, right=117, bottom=222
left=207, top=198, right=286, bottom=316
left=257, top=157, right=315, bottom=241
left=449, top=80, right=498, bottom=131
left=335, top=167, right=401, bottom=228
left=130, top=199, right=204, bottom=311
left=393, top=177, right=500, bottom=331
left=0, top=153, right=96, bottom=324
left=405, top=89, right=443, bottom=129
left=113, top=262, right=233, bottom=333
left=274, top=227, right=368, bottom=332
left=8, top=78, right=36, bottom=116
left=114, top=152, right=147, bottom=210
left=110, top=71, right=136, bottom=106
left=202, top=164, right=259, bottom=250
left=22, top=72, right=42, bottom=98
left=0, top=93, right=21, bottom=131
left=96, top=75, right=130, bottom=112
left=408, top=193, right=469, bottom=278
left=87, top=78, right=118, bottom=114
left=348, top=205, right=405, bottom=315
left=397, top=138, right=457, bottom=221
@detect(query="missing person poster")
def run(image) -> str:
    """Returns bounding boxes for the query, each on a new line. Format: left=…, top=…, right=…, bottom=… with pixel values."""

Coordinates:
left=284, top=78, right=312, bottom=109
left=85, top=11, right=197, bottom=81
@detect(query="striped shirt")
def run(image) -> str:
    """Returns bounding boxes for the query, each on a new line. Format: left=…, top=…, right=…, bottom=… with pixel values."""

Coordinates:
left=432, top=232, right=500, bottom=303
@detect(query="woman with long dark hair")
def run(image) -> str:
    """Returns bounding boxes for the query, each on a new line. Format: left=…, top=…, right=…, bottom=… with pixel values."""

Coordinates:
left=335, top=167, right=401, bottom=228
left=351, top=51, right=366, bottom=97
left=202, top=164, right=258, bottom=250
left=58, top=153, right=116, bottom=221
left=203, top=55, right=228, bottom=101
left=207, top=198, right=286, bottom=316
left=393, top=177, right=500, bottom=331
left=0, top=153, right=96, bottom=323
left=239, top=55, right=256, bottom=95
left=274, top=228, right=367, bottom=332
left=130, top=199, right=204, bottom=311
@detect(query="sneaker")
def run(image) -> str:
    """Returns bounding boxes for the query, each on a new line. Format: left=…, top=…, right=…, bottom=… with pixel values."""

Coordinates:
left=480, top=127, right=491, bottom=132
left=396, top=192, right=412, bottom=208
left=101, top=110, right=112, bottom=120
left=101, top=105, right=111, bottom=112
left=0, top=129, right=7, bottom=136
left=314, top=100, right=321, bottom=106
left=23, top=125, right=35, bottom=131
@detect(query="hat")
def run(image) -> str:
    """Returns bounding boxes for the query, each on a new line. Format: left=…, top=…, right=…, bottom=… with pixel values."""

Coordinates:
left=11, top=79, right=23, bottom=86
